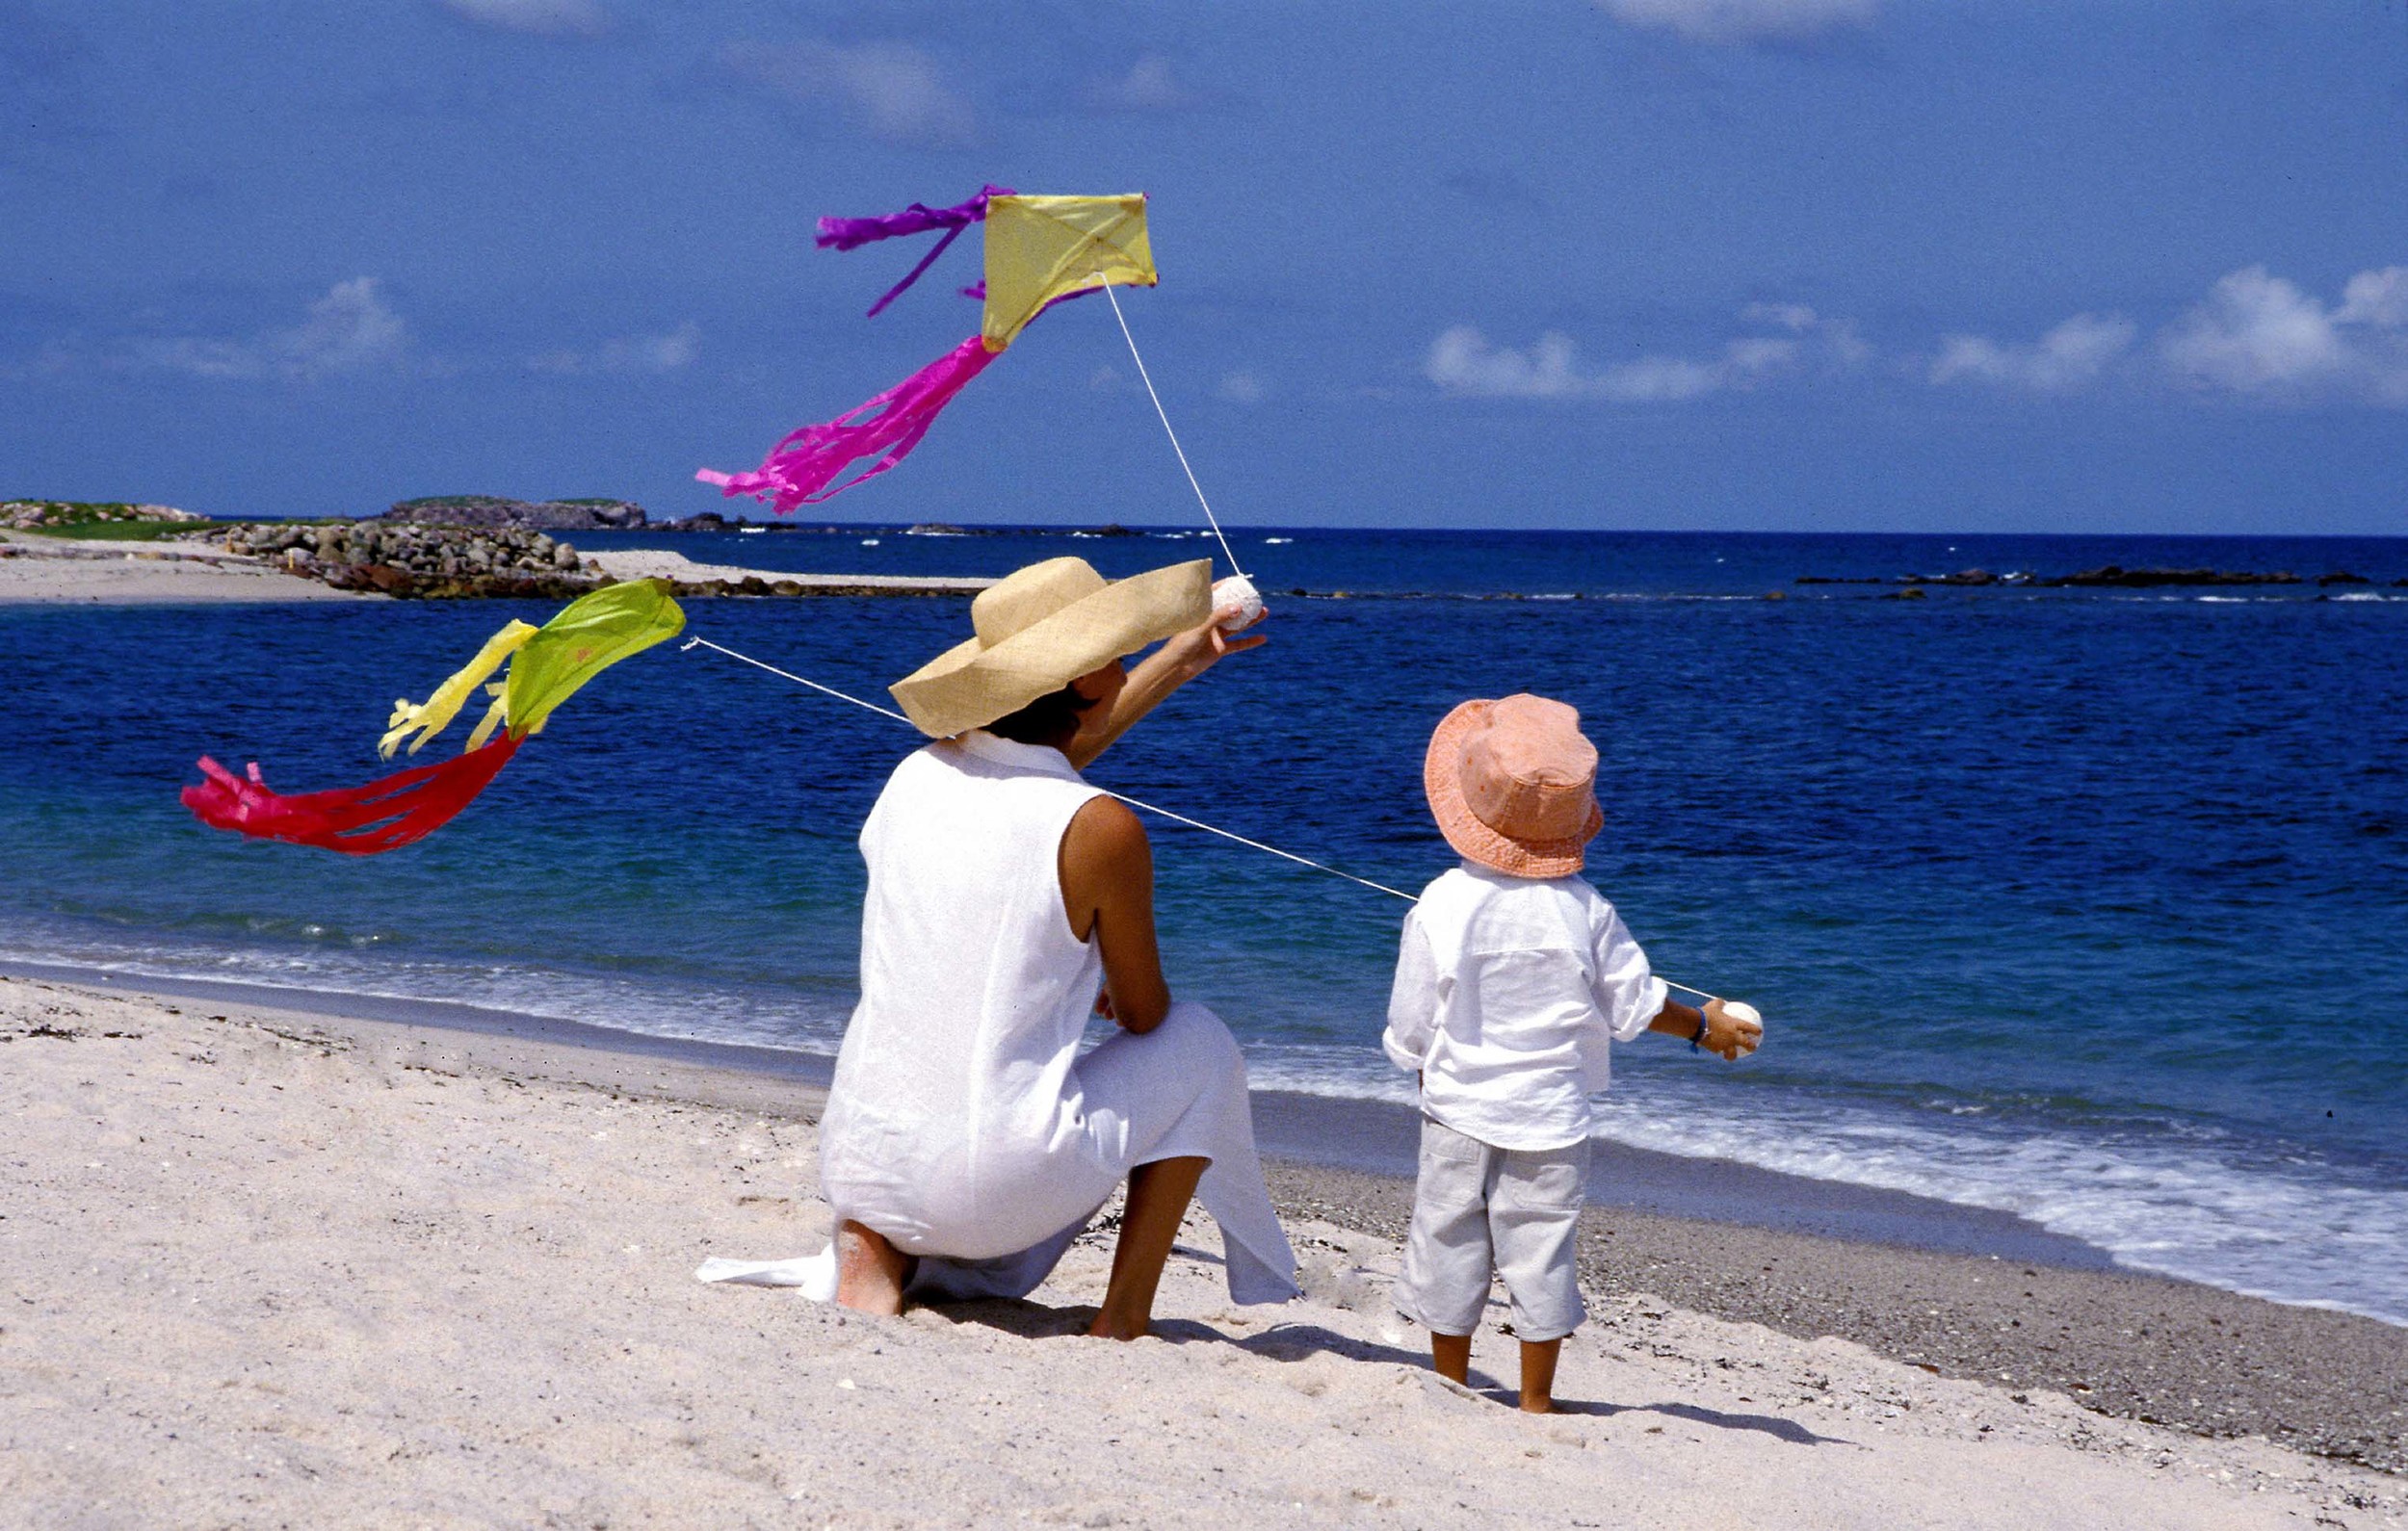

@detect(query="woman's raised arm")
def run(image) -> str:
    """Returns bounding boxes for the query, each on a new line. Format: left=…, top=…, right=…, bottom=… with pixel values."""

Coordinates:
left=1065, top=603, right=1266, bottom=769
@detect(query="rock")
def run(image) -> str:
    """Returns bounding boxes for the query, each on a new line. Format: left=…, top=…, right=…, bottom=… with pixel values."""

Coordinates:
left=1883, top=587, right=1928, bottom=600
left=2316, top=572, right=2369, bottom=586
left=382, top=496, right=648, bottom=532
left=552, top=542, right=580, bottom=570
left=2045, top=565, right=2301, bottom=588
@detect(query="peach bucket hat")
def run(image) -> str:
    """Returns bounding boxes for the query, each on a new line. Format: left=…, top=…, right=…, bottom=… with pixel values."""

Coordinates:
left=1423, top=694, right=1605, bottom=878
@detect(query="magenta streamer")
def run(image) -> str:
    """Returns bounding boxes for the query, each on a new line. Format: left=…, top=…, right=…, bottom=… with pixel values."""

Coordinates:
left=695, top=336, right=999, bottom=515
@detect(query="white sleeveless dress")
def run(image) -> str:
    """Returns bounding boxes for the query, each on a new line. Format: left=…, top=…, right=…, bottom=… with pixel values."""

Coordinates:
left=817, top=730, right=1299, bottom=1306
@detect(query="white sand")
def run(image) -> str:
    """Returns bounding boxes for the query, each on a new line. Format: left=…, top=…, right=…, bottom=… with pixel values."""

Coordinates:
left=0, top=532, right=372, bottom=605
left=3, top=975, right=2398, bottom=1529
left=581, top=547, right=993, bottom=593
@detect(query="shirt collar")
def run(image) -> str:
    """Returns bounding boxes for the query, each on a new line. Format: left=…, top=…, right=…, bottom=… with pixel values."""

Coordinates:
left=954, top=728, right=1085, bottom=781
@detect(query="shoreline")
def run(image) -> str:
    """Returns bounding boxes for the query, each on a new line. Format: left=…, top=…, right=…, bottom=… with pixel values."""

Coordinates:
left=0, top=529, right=996, bottom=604
left=9, top=958, right=2402, bottom=1476
left=0, top=957, right=2107, bottom=1265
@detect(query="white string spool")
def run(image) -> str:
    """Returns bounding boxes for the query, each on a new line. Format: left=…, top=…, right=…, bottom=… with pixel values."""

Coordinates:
left=1213, top=574, right=1266, bottom=633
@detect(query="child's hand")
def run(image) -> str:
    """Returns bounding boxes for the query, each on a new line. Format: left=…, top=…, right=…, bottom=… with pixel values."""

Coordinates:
left=1701, top=999, right=1763, bottom=1061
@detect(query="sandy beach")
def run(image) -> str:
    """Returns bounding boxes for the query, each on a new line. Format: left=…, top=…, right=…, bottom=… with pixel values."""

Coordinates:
left=5, top=973, right=2399, bottom=1528
left=0, top=530, right=994, bottom=605
left=0, top=531, right=373, bottom=605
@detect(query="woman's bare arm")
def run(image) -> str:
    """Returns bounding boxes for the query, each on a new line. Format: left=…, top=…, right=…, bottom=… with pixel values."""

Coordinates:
left=1059, top=796, right=1171, bottom=1031
left=1065, top=604, right=1267, bottom=770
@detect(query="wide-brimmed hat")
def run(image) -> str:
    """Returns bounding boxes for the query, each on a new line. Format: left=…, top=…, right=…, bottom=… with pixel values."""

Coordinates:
left=1424, top=694, right=1604, bottom=878
left=890, top=556, right=1212, bottom=738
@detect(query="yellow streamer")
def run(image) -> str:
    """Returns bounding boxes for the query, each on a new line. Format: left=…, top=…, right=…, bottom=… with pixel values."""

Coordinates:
left=380, top=620, right=538, bottom=759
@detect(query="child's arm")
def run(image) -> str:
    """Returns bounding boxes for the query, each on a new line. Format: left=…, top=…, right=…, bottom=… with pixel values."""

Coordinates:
left=1381, top=912, right=1442, bottom=1074
left=1644, top=998, right=1762, bottom=1061
left=1591, top=903, right=1762, bottom=1060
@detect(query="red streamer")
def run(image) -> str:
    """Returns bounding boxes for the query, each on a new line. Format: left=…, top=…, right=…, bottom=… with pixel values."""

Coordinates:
left=182, top=734, right=524, bottom=855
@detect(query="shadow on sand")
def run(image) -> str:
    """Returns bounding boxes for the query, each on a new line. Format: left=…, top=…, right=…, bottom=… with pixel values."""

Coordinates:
left=1540, top=1398, right=1846, bottom=1445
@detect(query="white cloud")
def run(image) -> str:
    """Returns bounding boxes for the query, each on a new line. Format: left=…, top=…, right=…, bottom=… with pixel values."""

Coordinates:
left=2159, top=265, right=2408, bottom=403
left=436, top=0, right=608, bottom=39
left=1087, top=55, right=1206, bottom=114
left=1426, top=305, right=1856, bottom=402
left=527, top=321, right=699, bottom=376
left=1594, top=0, right=1876, bottom=45
left=1928, top=313, right=2136, bottom=392
left=132, top=277, right=407, bottom=381
left=720, top=40, right=974, bottom=150
left=1216, top=371, right=1265, bottom=404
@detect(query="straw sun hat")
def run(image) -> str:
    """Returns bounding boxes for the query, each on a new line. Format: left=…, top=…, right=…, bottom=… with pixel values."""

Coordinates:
left=1424, top=694, right=1605, bottom=878
left=890, top=556, right=1213, bottom=738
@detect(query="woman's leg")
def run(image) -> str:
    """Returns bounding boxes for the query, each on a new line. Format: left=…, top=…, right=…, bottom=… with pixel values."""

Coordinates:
left=834, top=1219, right=911, bottom=1316
left=1087, top=1155, right=1208, bottom=1339
left=1074, top=1002, right=1298, bottom=1306
left=1430, top=1331, right=1473, bottom=1385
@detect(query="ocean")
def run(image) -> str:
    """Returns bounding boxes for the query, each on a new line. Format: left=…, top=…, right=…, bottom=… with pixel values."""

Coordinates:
left=5, top=526, right=2404, bottom=1323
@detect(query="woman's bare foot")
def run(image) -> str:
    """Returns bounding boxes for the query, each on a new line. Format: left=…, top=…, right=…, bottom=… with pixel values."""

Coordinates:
left=834, top=1220, right=909, bottom=1316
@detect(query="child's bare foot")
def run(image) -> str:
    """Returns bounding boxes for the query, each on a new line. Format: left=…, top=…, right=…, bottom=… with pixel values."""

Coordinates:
left=1429, top=1331, right=1473, bottom=1385
left=834, top=1220, right=909, bottom=1315
left=1518, top=1337, right=1561, bottom=1414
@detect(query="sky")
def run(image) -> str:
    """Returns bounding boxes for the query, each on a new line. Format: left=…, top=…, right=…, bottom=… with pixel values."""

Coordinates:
left=3, top=0, right=2405, bottom=534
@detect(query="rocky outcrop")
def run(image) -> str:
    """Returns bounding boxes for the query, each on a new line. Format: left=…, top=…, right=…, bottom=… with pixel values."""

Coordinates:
left=209, top=520, right=595, bottom=600
left=2041, top=565, right=2303, bottom=588
left=3, top=500, right=207, bottom=531
left=382, top=496, right=647, bottom=532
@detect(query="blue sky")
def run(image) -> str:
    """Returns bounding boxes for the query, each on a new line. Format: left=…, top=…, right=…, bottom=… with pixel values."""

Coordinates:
left=4, top=0, right=2404, bottom=532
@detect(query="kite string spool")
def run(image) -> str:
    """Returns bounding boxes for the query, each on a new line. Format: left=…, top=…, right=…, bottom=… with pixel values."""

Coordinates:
left=677, top=635, right=1720, bottom=1004
left=1099, top=281, right=1245, bottom=580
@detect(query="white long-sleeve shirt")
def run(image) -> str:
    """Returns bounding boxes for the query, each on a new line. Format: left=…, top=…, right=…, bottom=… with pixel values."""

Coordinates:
left=1382, top=863, right=1669, bottom=1152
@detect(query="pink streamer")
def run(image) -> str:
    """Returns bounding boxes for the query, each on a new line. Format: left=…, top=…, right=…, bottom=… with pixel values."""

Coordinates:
left=695, top=336, right=999, bottom=514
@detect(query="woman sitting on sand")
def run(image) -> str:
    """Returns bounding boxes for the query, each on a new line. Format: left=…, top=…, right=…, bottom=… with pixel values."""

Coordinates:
left=820, top=556, right=1300, bottom=1336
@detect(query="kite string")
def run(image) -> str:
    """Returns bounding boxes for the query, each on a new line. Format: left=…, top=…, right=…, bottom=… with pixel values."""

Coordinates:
left=676, top=635, right=1719, bottom=1004
left=1099, top=281, right=1246, bottom=580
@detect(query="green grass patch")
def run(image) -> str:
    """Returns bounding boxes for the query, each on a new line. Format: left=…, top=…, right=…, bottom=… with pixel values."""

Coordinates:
left=18, top=520, right=199, bottom=542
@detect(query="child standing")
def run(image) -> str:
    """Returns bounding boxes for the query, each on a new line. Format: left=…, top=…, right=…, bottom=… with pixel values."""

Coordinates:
left=1384, top=694, right=1762, bottom=1413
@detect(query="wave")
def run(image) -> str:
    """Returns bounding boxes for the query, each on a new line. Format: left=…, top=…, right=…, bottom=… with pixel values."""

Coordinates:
left=1241, top=1046, right=2408, bottom=1328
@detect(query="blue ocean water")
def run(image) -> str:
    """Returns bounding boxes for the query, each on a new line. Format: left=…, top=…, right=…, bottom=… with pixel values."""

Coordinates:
left=4, top=527, right=2405, bottom=1322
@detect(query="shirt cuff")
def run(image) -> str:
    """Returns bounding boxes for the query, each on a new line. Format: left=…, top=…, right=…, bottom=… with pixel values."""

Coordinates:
left=1610, top=974, right=1668, bottom=1042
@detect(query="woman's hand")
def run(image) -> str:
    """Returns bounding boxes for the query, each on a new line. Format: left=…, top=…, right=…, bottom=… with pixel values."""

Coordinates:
left=1154, top=602, right=1269, bottom=683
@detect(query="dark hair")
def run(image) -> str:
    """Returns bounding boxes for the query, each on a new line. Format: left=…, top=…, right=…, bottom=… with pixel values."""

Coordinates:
left=984, top=681, right=1099, bottom=748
